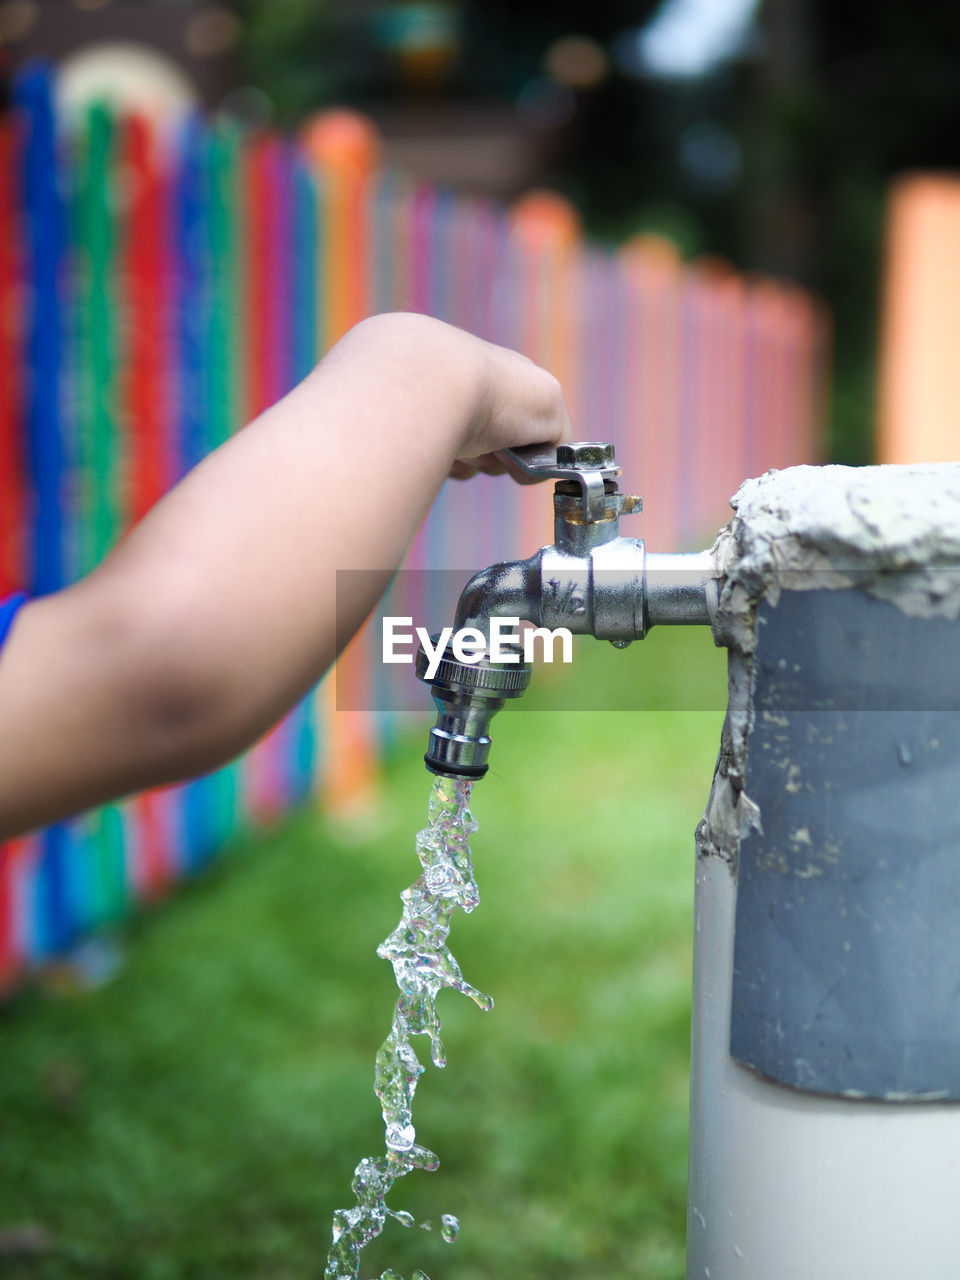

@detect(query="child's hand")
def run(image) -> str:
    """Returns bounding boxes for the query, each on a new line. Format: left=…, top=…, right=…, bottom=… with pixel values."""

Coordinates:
left=0, top=312, right=576, bottom=838
left=451, top=338, right=573, bottom=482
left=330, top=313, right=573, bottom=482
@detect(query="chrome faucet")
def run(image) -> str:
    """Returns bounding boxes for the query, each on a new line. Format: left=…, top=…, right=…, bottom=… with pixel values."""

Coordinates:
left=415, top=441, right=716, bottom=779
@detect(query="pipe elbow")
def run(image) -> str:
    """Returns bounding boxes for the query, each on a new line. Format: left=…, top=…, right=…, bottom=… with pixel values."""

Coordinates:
left=454, top=554, right=542, bottom=633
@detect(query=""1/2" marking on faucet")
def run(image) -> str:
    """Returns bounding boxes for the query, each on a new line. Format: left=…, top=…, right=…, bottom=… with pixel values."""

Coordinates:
left=546, top=577, right=586, bottom=616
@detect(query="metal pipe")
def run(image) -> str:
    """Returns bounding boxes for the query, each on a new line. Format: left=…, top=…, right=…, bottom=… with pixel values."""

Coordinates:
left=645, top=550, right=716, bottom=628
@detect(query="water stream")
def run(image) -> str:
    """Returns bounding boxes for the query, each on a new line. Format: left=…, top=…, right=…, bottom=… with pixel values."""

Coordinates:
left=325, top=775, right=491, bottom=1280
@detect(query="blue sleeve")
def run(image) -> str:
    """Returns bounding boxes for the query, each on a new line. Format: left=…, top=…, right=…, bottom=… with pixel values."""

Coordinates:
left=0, top=593, right=28, bottom=654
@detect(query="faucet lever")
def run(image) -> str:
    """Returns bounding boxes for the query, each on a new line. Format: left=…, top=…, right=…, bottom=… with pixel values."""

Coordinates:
left=503, top=440, right=622, bottom=522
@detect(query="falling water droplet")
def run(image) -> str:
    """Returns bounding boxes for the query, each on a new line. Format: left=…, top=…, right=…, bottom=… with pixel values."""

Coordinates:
left=440, top=1214, right=460, bottom=1243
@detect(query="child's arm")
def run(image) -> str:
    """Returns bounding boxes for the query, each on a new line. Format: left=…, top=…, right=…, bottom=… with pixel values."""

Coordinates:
left=0, top=314, right=572, bottom=839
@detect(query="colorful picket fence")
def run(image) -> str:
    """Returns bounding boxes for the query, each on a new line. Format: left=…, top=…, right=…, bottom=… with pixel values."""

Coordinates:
left=0, top=66, right=829, bottom=989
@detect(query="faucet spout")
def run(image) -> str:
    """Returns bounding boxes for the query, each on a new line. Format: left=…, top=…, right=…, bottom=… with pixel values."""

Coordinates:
left=415, top=557, right=540, bottom=780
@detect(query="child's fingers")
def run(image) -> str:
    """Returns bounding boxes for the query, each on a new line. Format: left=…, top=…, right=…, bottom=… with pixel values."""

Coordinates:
left=449, top=460, right=477, bottom=481
left=471, top=453, right=508, bottom=476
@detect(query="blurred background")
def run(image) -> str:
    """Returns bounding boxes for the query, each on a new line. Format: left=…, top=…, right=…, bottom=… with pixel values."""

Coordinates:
left=4, top=0, right=959, bottom=462
left=1, top=3, right=958, bottom=1278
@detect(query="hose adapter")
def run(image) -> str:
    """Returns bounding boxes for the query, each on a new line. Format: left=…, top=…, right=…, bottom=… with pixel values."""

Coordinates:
left=416, top=638, right=532, bottom=779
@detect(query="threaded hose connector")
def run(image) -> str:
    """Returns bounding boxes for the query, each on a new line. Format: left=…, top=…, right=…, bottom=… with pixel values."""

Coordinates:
left=415, top=637, right=532, bottom=779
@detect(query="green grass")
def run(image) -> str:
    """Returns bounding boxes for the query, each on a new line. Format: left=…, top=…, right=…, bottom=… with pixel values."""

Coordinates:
left=0, top=635, right=726, bottom=1280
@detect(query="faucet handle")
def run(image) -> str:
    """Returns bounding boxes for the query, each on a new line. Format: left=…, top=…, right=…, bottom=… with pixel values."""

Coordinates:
left=504, top=440, right=620, bottom=479
left=503, top=440, right=621, bottom=521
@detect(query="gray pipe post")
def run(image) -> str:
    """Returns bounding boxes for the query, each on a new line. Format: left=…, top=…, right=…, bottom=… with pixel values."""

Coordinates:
left=689, top=463, right=960, bottom=1280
